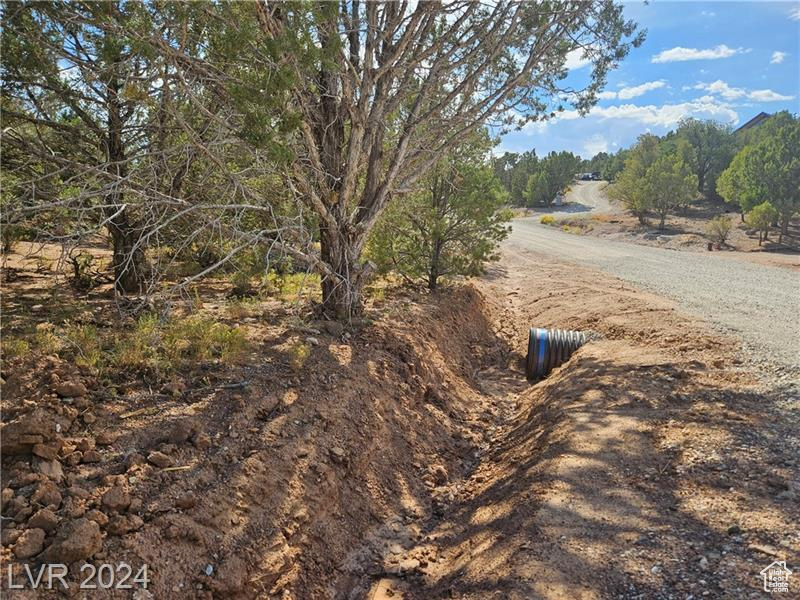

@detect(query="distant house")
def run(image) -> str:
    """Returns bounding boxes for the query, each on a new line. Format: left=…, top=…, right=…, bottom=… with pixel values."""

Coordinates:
left=735, top=111, right=771, bottom=133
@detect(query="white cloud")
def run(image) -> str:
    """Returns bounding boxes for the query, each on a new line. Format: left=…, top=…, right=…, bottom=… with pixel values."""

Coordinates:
left=564, top=48, right=592, bottom=70
left=651, top=44, right=748, bottom=63
left=771, top=51, right=788, bottom=64
left=694, top=79, right=795, bottom=102
left=701, top=10, right=716, bottom=17
left=618, top=80, right=667, bottom=100
left=748, top=89, right=796, bottom=102
left=583, top=134, right=609, bottom=157
left=556, top=99, right=739, bottom=128
left=597, top=80, right=666, bottom=101
left=791, top=7, right=800, bottom=21
left=693, top=80, right=746, bottom=100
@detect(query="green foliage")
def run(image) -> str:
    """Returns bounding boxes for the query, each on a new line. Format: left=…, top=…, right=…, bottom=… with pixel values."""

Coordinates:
left=608, top=134, right=661, bottom=224
left=369, top=136, right=511, bottom=290
left=746, top=201, right=779, bottom=245
left=706, top=215, right=733, bottom=245
left=643, top=146, right=698, bottom=229
left=610, top=133, right=696, bottom=229
left=718, top=114, right=800, bottom=241
left=2, top=337, right=31, bottom=359
left=675, top=118, right=735, bottom=199
left=112, top=314, right=248, bottom=373
left=525, top=151, right=582, bottom=208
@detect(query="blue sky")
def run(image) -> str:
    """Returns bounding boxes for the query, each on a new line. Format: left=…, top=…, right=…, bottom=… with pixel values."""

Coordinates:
left=498, top=1, right=800, bottom=159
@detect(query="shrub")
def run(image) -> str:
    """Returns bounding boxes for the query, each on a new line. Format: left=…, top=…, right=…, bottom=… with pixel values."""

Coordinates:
left=63, top=323, right=103, bottom=370
left=746, top=201, right=779, bottom=245
left=288, top=340, right=311, bottom=371
left=2, top=337, right=30, bottom=358
left=540, top=215, right=555, bottom=225
left=706, top=215, right=733, bottom=245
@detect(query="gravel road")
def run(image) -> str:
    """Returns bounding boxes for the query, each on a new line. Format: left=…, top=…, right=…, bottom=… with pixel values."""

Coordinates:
left=507, top=219, right=800, bottom=377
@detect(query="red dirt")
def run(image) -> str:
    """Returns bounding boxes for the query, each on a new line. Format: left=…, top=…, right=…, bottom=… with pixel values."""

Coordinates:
left=1, top=244, right=798, bottom=599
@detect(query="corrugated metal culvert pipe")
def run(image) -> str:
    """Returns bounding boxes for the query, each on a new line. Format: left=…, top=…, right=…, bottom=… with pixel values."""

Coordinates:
left=525, top=327, right=587, bottom=381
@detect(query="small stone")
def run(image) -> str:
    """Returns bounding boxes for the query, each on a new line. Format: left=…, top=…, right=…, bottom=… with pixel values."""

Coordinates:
left=76, top=438, right=95, bottom=452
left=699, top=556, right=709, bottom=571
left=193, top=432, right=212, bottom=450
left=306, top=337, right=320, bottom=346
left=95, top=432, right=115, bottom=446
left=81, top=450, right=102, bottom=464
left=33, top=458, right=63, bottom=481
left=82, top=413, right=97, bottom=424
left=2, top=528, right=22, bottom=546
left=168, top=419, right=197, bottom=444
left=175, top=494, right=196, bottom=510
left=106, top=514, right=144, bottom=536
left=1, top=487, right=13, bottom=509
left=650, top=565, right=662, bottom=575
left=204, top=564, right=214, bottom=576
left=32, top=442, right=61, bottom=461
left=101, top=486, right=131, bottom=513
left=329, top=446, right=347, bottom=464
left=85, top=509, right=109, bottom=526
left=128, top=497, right=143, bottom=514
left=31, top=480, right=62, bottom=508
left=147, top=451, right=174, bottom=469
left=67, top=486, right=91, bottom=500
left=28, top=508, right=59, bottom=532
left=64, top=451, right=83, bottom=466
left=39, top=518, right=102, bottom=564
left=727, top=525, right=741, bottom=535
left=55, top=381, right=87, bottom=398
left=13, top=528, right=45, bottom=559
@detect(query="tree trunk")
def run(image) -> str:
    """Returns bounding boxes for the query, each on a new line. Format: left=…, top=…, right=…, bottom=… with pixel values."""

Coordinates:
left=319, top=223, right=367, bottom=320
left=107, top=214, right=147, bottom=294
left=428, top=237, right=443, bottom=291
left=658, top=212, right=666, bottom=230
left=105, top=62, right=148, bottom=295
left=779, top=214, right=789, bottom=244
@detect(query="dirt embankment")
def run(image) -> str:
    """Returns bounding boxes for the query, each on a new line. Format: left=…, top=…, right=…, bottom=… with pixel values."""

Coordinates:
left=2, top=248, right=798, bottom=600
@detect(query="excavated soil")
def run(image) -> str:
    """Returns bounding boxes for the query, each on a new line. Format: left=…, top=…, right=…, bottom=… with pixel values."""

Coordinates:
left=2, top=245, right=798, bottom=599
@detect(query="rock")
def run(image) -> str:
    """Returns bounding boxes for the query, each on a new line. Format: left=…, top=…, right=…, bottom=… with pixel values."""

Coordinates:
left=81, top=450, right=102, bottom=463
left=31, top=480, right=62, bottom=508
left=82, top=413, right=97, bottom=424
left=28, top=508, right=59, bottom=532
left=106, top=514, right=143, bottom=536
left=322, top=321, right=345, bottom=337
left=6, top=496, right=28, bottom=517
left=13, top=528, right=45, bottom=559
left=2, top=528, right=22, bottom=547
left=32, top=442, right=61, bottom=461
left=429, top=464, right=449, bottom=486
left=727, top=525, right=742, bottom=535
left=147, top=451, right=174, bottom=469
left=14, top=507, right=34, bottom=523
left=33, top=458, right=63, bottom=482
left=1, top=487, right=13, bottom=509
left=67, top=486, right=91, bottom=500
left=95, top=432, right=115, bottom=446
left=128, top=497, right=143, bottom=514
left=39, top=518, right=102, bottom=564
left=64, top=451, right=83, bottom=466
left=329, top=446, right=347, bottom=464
left=101, top=486, right=131, bottom=513
left=55, top=381, right=87, bottom=398
left=167, top=419, right=198, bottom=444
left=210, top=556, right=248, bottom=593
left=76, top=438, right=95, bottom=452
left=699, top=556, right=709, bottom=571
left=175, top=494, right=196, bottom=510
left=193, top=432, right=212, bottom=450
left=1, top=409, right=57, bottom=455
left=85, top=509, right=109, bottom=526
left=306, top=337, right=320, bottom=346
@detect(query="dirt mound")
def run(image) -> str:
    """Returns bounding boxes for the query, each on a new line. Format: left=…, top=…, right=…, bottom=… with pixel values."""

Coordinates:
left=1, top=286, right=512, bottom=599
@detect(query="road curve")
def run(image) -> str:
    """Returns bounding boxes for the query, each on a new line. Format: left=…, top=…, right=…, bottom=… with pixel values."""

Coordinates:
left=507, top=219, right=800, bottom=375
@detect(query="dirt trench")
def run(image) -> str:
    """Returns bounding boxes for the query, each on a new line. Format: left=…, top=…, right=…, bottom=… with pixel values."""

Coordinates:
left=2, top=248, right=797, bottom=600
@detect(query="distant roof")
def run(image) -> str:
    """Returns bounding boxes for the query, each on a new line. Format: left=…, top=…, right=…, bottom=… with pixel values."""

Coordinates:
left=735, top=112, right=771, bottom=133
